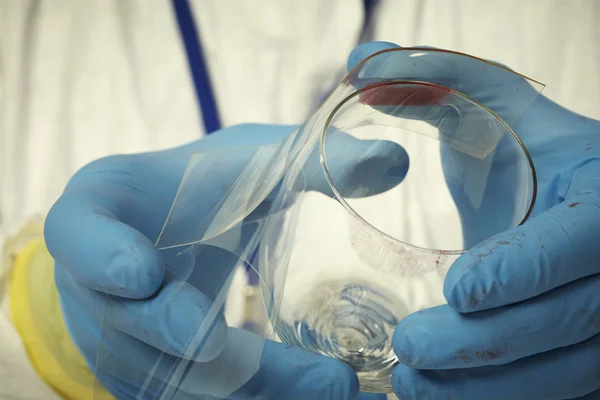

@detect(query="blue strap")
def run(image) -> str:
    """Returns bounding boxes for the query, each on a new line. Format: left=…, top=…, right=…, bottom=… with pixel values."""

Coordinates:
left=362, top=0, right=378, bottom=38
left=172, top=0, right=222, bottom=134
left=173, top=0, right=377, bottom=136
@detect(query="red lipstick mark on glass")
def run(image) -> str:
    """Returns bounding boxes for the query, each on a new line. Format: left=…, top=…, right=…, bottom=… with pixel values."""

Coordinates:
left=358, top=83, right=450, bottom=107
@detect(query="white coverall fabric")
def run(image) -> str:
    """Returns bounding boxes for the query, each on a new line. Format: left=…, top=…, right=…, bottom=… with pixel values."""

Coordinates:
left=1, top=0, right=599, bottom=398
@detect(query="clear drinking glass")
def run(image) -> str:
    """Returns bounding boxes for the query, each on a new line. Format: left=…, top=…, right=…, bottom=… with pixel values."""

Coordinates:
left=255, top=50, right=542, bottom=393
left=259, top=83, right=538, bottom=393
left=93, top=48, right=544, bottom=398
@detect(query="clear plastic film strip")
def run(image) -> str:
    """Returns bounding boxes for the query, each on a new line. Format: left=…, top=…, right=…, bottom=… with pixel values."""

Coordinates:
left=93, top=48, right=544, bottom=398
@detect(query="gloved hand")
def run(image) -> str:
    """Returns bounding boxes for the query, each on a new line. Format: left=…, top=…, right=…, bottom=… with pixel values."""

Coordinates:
left=349, top=42, right=600, bottom=400
left=44, top=123, right=404, bottom=399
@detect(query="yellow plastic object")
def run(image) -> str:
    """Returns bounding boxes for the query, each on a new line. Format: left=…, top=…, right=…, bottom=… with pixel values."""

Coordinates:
left=9, top=238, right=113, bottom=400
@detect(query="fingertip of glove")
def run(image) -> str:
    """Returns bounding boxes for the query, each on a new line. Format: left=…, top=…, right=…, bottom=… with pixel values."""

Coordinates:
left=347, top=41, right=401, bottom=72
left=443, top=247, right=503, bottom=313
left=442, top=265, right=470, bottom=313
left=322, top=135, right=410, bottom=198
left=103, top=237, right=165, bottom=299
left=393, top=312, right=432, bottom=369
left=391, top=364, right=420, bottom=400
left=44, top=192, right=166, bottom=299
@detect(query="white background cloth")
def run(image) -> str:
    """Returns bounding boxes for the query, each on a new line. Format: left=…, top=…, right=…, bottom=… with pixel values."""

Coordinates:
left=1, top=0, right=599, bottom=398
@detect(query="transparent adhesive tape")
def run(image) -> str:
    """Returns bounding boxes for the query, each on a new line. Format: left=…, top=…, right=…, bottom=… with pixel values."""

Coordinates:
left=93, top=48, right=544, bottom=397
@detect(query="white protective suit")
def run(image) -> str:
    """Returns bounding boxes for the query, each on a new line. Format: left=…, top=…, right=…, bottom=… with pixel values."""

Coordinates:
left=1, top=1, right=599, bottom=399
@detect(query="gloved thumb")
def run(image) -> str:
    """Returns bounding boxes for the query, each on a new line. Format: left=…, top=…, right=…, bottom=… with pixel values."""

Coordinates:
left=346, top=41, right=541, bottom=129
left=45, top=188, right=165, bottom=299
left=347, top=41, right=401, bottom=72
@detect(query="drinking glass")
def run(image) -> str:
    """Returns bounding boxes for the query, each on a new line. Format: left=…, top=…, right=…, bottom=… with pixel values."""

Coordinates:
left=259, top=87, right=539, bottom=393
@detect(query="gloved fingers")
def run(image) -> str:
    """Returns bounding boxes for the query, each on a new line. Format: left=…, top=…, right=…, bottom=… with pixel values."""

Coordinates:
left=347, top=41, right=538, bottom=101
left=348, top=42, right=449, bottom=115
left=55, top=257, right=227, bottom=363
left=104, top=278, right=228, bottom=363
left=347, top=41, right=401, bottom=72
left=394, top=273, right=600, bottom=369
left=45, top=191, right=165, bottom=299
left=93, top=326, right=360, bottom=400
left=392, top=332, right=600, bottom=400
left=303, top=131, right=409, bottom=198
left=348, top=42, right=463, bottom=129
left=444, top=161, right=600, bottom=313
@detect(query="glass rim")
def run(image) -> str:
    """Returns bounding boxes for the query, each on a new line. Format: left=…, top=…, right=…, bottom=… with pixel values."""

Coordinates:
left=346, top=46, right=545, bottom=88
left=319, top=80, right=538, bottom=255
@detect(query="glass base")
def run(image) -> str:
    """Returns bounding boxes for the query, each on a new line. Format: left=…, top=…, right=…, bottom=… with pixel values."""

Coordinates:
left=274, top=281, right=401, bottom=393
left=357, top=364, right=396, bottom=393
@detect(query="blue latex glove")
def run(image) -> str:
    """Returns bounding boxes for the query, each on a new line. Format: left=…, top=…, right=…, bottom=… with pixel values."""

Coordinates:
left=349, top=42, right=600, bottom=400
left=44, top=123, right=404, bottom=399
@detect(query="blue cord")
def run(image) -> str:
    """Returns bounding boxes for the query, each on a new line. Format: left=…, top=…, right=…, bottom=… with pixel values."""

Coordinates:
left=172, top=0, right=222, bottom=134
